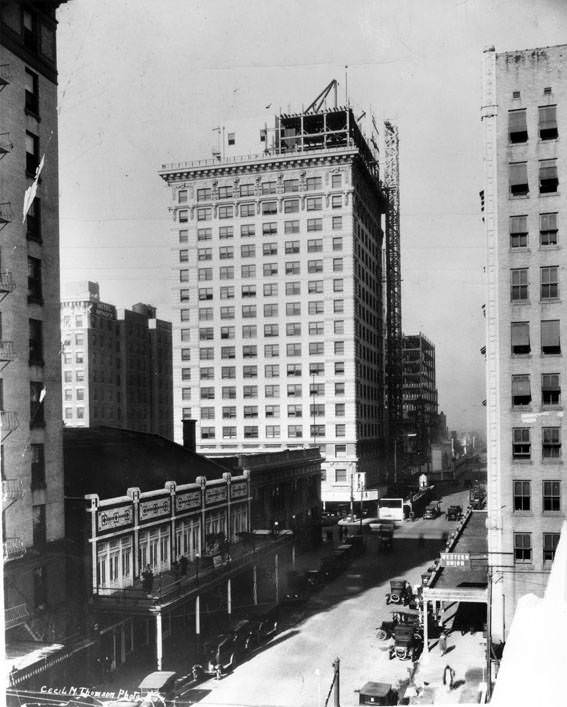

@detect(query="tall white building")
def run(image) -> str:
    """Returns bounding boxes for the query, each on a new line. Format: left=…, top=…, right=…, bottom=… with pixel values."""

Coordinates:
left=160, top=103, right=389, bottom=508
left=482, top=44, right=567, bottom=640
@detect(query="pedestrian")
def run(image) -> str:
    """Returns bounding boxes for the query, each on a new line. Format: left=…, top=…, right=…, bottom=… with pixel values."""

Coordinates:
left=172, top=559, right=179, bottom=578
left=142, top=564, right=154, bottom=595
left=442, top=664, right=455, bottom=690
left=439, top=630, right=448, bottom=655
left=179, top=554, right=188, bottom=576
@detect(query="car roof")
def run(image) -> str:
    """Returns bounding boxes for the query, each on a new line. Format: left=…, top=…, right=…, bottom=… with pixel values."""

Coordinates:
left=358, top=681, right=392, bottom=696
left=138, top=671, right=177, bottom=690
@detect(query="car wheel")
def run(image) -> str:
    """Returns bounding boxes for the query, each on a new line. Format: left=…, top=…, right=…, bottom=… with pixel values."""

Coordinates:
left=376, top=628, right=388, bottom=641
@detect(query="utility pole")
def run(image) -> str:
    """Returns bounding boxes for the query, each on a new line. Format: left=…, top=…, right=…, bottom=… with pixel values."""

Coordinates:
left=333, top=657, right=340, bottom=707
left=486, top=565, right=492, bottom=701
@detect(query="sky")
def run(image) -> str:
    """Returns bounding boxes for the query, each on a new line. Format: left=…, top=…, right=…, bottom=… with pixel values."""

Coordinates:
left=55, top=0, right=567, bottom=435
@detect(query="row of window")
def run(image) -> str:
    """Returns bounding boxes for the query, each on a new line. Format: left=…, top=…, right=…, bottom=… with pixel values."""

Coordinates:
left=511, top=373, right=562, bottom=407
left=180, top=174, right=343, bottom=203
left=509, top=159, right=559, bottom=197
left=509, top=212, right=558, bottom=248
left=194, top=282, right=345, bottom=303
left=197, top=301, right=344, bottom=319
left=513, top=532, right=559, bottom=564
left=191, top=360, right=346, bottom=379
left=194, top=322, right=344, bottom=339
left=198, top=424, right=346, bottom=439
left=508, top=105, right=558, bottom=143
left=193, top=340, right=342, bottom=359
left=191, top=240, right=343, bottom=260
left=196, top=403, right=345, bottom=419
left=512, top=428, right=562, bottom=459
left=510, top=320, right=560, bottom=355
left=194, top=263, right=343, bottom=280
left=514, top=480, right=561, bottom=510
left=510, top=268, right=560, bottom=301
left=184, top=217, right=344, bottom=242
left=182, top=381, right=345, bottom=400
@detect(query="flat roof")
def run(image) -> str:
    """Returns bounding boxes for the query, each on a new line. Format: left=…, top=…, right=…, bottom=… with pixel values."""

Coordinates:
left=424, top=510, right=488, bottom=603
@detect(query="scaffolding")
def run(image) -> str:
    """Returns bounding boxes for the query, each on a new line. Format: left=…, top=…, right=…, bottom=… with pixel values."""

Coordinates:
left=383, top=121, right=403, bottom=449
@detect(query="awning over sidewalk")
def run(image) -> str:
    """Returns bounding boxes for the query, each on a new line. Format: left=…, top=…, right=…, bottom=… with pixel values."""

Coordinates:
left=5, top=637, right=95, bottom=687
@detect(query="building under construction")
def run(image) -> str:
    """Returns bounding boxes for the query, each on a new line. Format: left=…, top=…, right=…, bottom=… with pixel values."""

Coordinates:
left=159, top=81, right=403, bottom=509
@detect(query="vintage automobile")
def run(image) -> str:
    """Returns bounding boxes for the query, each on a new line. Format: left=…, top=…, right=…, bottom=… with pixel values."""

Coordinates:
left=355, top=681, right=400, bottom=705
left=446, top=505, right=463, bottom=521
left=423, top=501, right=442, bottom=519
left=376, top=607, right=421, bottom=641
left=245, top=607, right=279, bottom=645
left=388, top=624, right=422, bottom=661
left=137, top=671, right=179, bottom=700
left=385, top=578, right=414, bottom=606
left=305, top=568, right=323, bottom=589
left=192, top=619, right=257, bottom=679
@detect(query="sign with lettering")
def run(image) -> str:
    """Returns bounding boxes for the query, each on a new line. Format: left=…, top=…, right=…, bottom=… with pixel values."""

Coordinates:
left=230, top=481, right=248, bottom=499
left=97, top=506, right=133, bottom=533
left=205, top=485, right=227, bottom=505
left=440, top=552, right=471, bottom=568
left=139, top=497, right=171, bottom=522
left=176, top=490, right=202, bottom=513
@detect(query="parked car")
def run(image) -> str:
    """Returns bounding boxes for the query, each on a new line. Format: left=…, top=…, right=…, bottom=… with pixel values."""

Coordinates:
left=356, top=681, right=399, bottom=705
left=423, top=501, right=442, bottom=519
left=446, top=505, right=463, bottom=521
left=137, top=671, right=179, bottom=700
left=386, top=578, right=414, bottom=606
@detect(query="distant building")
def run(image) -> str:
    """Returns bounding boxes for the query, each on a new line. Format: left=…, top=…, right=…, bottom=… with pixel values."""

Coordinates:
left=1, top=0, right=68, bottom=678
left=482, top=43, right=567, bottom=641
left=60, top=282, right=173, bottom=440
left=159, top=101, right=389, bottom=511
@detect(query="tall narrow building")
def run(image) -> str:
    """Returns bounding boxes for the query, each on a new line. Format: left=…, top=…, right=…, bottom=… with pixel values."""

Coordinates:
left=160, top=101, right=389, bottom=510
left=482, top=44, right=567, bottom=640
left=1, top=0, right=67, bottom=659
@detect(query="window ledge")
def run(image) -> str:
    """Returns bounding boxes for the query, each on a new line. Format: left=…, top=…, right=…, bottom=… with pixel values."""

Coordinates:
left=513, top=511, right=533, bottom=517
left=542, top=458, right=563, bottom=464
left=511, top=353, right=532, bottom=358
left=539, top=245, right=560, bottom=251
left=542, top=511, right=562, bottom=516
left=514, top=562, right=534, bottom=568
left=511, top=458, right=532, bottom=464
left=510, top=300, right=531, bottom=306
left=539, top=192, right=560, bottom=198
left=509, top=194, right=530, bottom=200
left=539, top=298, right=561, bottom=304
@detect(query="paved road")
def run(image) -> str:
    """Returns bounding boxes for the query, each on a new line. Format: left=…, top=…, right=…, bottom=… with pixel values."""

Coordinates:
left=188, top=488, right=470, bottom=707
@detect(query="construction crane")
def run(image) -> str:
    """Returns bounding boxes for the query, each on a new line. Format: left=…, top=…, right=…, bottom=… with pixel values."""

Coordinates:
left=383, top=121, right=403, bottom=464
left=304, top=80, right=338, bottom=114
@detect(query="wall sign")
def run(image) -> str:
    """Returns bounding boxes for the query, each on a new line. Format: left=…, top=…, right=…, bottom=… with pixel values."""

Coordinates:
left=139, top=497, right=171, bottom=522
left=176, top=490, right=202, bottom=513
left=231, top=481, right=248, bottom=499
left=205, top=486, right=227, bottom=505
left=97, top=506, right=133, bottom=533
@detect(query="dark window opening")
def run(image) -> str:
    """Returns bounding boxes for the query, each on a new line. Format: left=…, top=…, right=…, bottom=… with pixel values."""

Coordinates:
left=539, top=105, right=558, bottom=140
left=509, top=109, right=527, bottom=143
left=513, top=480, right=531, bottom=510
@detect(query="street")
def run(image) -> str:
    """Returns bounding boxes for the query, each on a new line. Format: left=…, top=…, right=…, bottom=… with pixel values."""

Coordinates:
left=187, top=488, right=470, bottom=706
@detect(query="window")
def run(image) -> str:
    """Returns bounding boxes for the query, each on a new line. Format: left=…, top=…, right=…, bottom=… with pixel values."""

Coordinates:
left=264, top=303, right=278, bottom=317
left=287, top=363, right=302, bottom=377
left=29, top=318, right=43, bottom=365
left=200, top=407, right=215, bottom=420
left=263, top=263, right=278, bottom=276
left=241, top=224, right=256, bottom=237
left=333, top=279, right=344, bottom=292
left=543, top=427, right=561, bottom=458
left=198, top=227, right=212, bottom=241
left=179, top=247, right=189, bottom=262
left=181, top=368, right=191, bottom=380
left=201, top=427, right=215, bottom=439
left=510, top=162, right=528, bottom=197
left=227, top=133, right=235, bottom=145
left=331, top=194, right=342, bottom=209
left=218, top=205, right=233, bottom=219
left=334, top=300, right=344, bottom=313
left=513, top=480, right=531, bottom=511
left=265, top=364, right=279, bottom=377
left=332, top=216, right=343, bottom=230
left=243, top=365, right=257, bottom=378
left=284, top=179, right=299, bottom=193
left=543, top=480, right=561, bottom=511
left=262, top=181, right=276, bottom=195
left=308, top=260, right=323, bottom=273
left=31, top=444, right=45, bottom=490
left=512, top=375, right=531, bottom=406
left=542, top=373, right=560, bottom=406
left=335, top=382, right=345, bottom=395
left=220, top=306, right=234, bottom=320
left=240, top=184, right=255, bottom=197
left=240, top=203, right=255, bottom=217
left=540, top=159, right=559, bottom=194
left=199, top=288, right=213, bottom=301
left=306, top=176, right=322, bottom=191
left=180, top=269, right=189, bottom=282
left=25, top=131, right=39, bottom=174
left=540, top=213, right=558, bottom=246
left=265, top=344, right=279, bottom=357
left=221, top=346, right=235, bottom=359
left=244, top=426, right=258, bottom=438
left=199, top=328, right=213, bottom=340
left=28, top=257, right=42, bottom=302
left=334, top=341, right=344, bottom=355
left=262, top=201, right=277, bottom=215
left=265, top=324, right=279, bottom=337
left=308, top=301, right=324, bottom=315
left=334, top=320, right=345, bottom=335
left=241, top=264, right=256, bottom=278
left=309, top=342, right=324, bottom=355
left=200, top=387, right=214, bottom=399
left=220, top=266, right=234, bottom=279
left=197, top=187, right=212, bottom=202
left=263, top=222, right=277, bottom=235
left=287, top=384, right=302, bottom=397
left=288, top=404, right=302, bottom=417
left=265, top=385, right=280, bottom=398
left=30, top=381, right=44, bottom=427
left=199, top=307, right=213, bottom=321
left=180, top=289, right=190, bottom=302
left=222, top=386, right=236, bottom=399
left=25, top=68, right=39, bottom=114
left=512, top=428, right=531, bottom=460
left=241, top=244, right=255, bottom=258
left=508, top=109, right=527, bottom=143
left=182, top=408, right=192, bottom=419
left=219, top=246, right=234, bottom=260
left=311, top=424, right=325, bottom=437
left=243, top=345, right=257, bottom=358
left=335, top=468, right=347, bottom=483
left=244, top=405, right=258, bottom=418
left=179, top=229, right=188, bottom=243
left=198, top=268, right=212, bottom=281
left=331, top=174, right=342, bottom=188
left=309, top=362, right=324, bottom=376
left=288, top=425, right=303, bottom=438
left=219, top=226, right=234, bottom=239
left=32, top=505, right=46, bottom=546
left=242, top=305, right=257, bottom=318
left=511, top=322, right=530, bottom=355
left=511, top=268, right=528, bottom=301
left=264, top=283, right=278, bottom=297
left=286, top=323, right=301, bottom=336
left=242, top=325, right=257, bottom=338
left=286, top=302, right=301, bottom=316
left=310, top=403, right=325, bottom=417
left=307, top=239, right=323, bottom=253
left=543, top=533, right=560, bottom=562
left=285, top=240, right=300, bottom=254
left=311, top=383, right=325, bottom=396
left=539, top=105, right=558, bottom=140
left=263, top=242, right=278, bottom=255
left=308, top=281, right=323, bottom=294
left=220, top=326, right=234, bottom=339
left=510, top=216, right=528, bottom=248
left=222, top=406, right=236, bottom=419
left=306, top=196, right=323, bottom=211
left=200, top=367, right=214, bottom=379
left=286, top=282, right=300, bottom=296
left=285, top=220, right=300, bottom=234
left=335, top=403, right=345, bottom=416
left=309, top=321, right=324, bottom=335
left=223, top=426, right=236, bottom=439
left=332, top=237, right=343, bottom=251
left=284, top=199, right=299, bottom=213
left=181, top=348, right=191, bottom=361
left=218, top=185, right=233, bottom=199
left=220, top=286, right=235, bottom=299
left=197, top=207, right=212, bottom=221
left=541, top=320, right=560, bottom=354
left=265, top=405, right=280, bottom=418
left=334, top=361, right=345, bottom=375
left=286, top=262, right=300, bottom=275
left=307, top=218, right=323, bottom=232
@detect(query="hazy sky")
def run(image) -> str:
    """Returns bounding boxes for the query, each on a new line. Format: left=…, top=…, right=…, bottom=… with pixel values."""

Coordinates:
left=56, top=0, right=567, bottom=434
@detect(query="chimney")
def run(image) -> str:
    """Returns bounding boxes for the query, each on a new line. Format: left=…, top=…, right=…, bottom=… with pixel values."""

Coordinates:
left=182, top=419, right=196, bottom=452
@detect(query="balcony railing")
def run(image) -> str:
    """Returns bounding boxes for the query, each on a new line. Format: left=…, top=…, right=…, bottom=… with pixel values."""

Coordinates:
left=2, top=479, right=24, bottom=507
left=0, top=340, right=15, bottom=364
left=0, top=202, right=14, bottom=224
left=4, top=537, right=26, bottom=562
left=5, top=602, right=29, bottom=629
left=1, top=411, right=19, bottom=439
left=0, top=272, right=15, bottom=294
